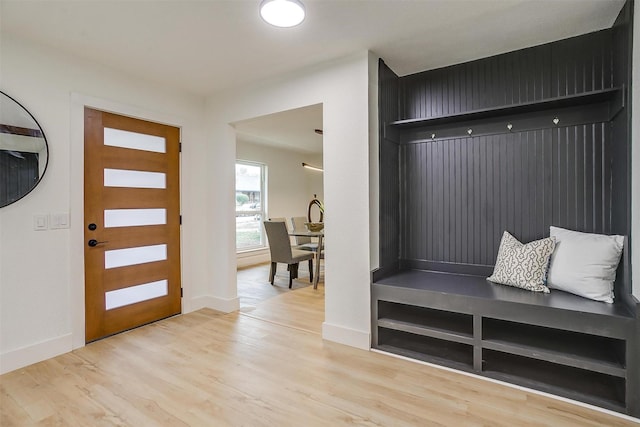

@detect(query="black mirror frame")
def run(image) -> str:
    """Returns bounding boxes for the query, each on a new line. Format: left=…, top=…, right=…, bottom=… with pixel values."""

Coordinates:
left=0, top=90, right=50, bottom=208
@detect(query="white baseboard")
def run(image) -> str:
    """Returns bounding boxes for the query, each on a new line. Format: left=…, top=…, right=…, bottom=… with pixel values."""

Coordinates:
left=0, top=334, right=73, bottom=375
left=190, top=295, right=239, bottom=313
left=237, top=249, right=270, bottom=268
left=322, top=322, right=370, bottom=350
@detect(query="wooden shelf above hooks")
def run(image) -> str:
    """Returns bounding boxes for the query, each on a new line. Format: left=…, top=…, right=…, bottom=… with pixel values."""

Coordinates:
left=390, top=87, right=624, bottom=129
left=386, top=87, right=624, bottom=144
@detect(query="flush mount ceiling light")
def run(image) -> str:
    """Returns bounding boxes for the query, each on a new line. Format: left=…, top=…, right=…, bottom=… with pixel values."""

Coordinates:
left=260, top=0, right=305, bottom=28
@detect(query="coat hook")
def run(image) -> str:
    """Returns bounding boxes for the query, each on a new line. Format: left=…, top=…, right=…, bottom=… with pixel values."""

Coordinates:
left=507, top=123, right=513, bottom=131
left=467, top=128, right=473, bottom=135
left=553, top=117, right=560, bottom=125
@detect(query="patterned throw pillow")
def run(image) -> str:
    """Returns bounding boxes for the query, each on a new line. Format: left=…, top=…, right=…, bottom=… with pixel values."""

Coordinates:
left=487, top=231, right=556, bottom=293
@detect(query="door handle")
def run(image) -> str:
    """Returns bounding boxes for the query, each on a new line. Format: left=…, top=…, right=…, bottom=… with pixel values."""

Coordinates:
left=88, top=239, right=108, bottom=247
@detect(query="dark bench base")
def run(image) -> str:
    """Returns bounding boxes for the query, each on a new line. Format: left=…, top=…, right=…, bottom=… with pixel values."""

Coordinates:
left=371, top=269, right=639, bottom=417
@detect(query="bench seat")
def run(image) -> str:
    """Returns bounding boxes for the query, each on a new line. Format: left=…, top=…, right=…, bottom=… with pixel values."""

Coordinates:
left=375, top=269, right=634, bottom=318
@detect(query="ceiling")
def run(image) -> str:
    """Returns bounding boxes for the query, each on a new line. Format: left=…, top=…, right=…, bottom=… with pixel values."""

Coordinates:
left=0, top=0, right=625, bottom=97
left=0, top=0, right=625, bottom=154
left=234, top=103, right=323, bottom=154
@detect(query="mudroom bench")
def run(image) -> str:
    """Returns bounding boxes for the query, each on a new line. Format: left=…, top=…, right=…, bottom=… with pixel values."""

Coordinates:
left=371, top=268, right=639, bottom=416
left=374, top=3, right=639, bottom=417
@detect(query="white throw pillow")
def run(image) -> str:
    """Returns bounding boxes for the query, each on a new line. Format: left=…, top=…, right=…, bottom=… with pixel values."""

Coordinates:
left=487, top=231, right=556, bottom=293
left=547, top=226, right=624, bottom=303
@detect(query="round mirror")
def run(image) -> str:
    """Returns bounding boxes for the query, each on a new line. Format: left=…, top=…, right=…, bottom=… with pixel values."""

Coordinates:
left=0, top=91, right=49, bottom=208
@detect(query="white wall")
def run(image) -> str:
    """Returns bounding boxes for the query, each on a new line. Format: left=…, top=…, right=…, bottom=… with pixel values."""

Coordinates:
left=236, top=139, right=323, bottom=221
left=0, top=34, right=378, bottom=372
left=205, top=52, right=374, bottom=349
left=0, top=35, right=208, bottom=373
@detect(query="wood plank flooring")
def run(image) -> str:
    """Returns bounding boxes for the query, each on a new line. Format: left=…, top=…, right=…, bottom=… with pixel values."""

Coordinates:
left=1, top=274, right=638, bottom=426
left=242, top=283, right=324, bottom=335
left=237, top=261, right=320, bottom=310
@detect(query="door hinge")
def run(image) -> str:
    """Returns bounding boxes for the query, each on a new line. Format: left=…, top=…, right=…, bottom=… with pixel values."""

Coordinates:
left=179, top=142, right=182, bottom=152
left=181, top=288, right=183, bottom=298
left=180, top=215, right=182, bottom=225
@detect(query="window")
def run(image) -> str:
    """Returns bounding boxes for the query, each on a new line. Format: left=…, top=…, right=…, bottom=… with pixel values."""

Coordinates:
left=235, top=161, right=267, bottom=251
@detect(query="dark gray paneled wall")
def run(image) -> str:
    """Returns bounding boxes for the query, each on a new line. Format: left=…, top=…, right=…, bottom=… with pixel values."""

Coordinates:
left=610, top=1, right=633, bottom=302
left=379, top=138, right=400, bottom=269
left=398, top=30, right=613, bottom=121
left=551, top=30, right=613, bottom=97
left=378, top=61, right=401, bottom=271
left=400, top=124, right=610, bottom=266
left=381, top=26, right=632, bottom=271
left=399, top=45, right=551, bottom=120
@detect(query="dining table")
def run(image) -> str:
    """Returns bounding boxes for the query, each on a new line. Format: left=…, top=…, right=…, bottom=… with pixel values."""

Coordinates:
left=288, top=230, right=324, bottom=289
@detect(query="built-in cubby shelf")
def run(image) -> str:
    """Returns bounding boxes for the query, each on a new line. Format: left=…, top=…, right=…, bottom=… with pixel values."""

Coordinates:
left=483, top=350, right=627, bottom=412
left=378, top=301, right=473, bottom=345
left=371, top=270, right=638, bottom=416
left=378, top=328, right=474, bottom=371
left=482, top=318, right=626, bottom=377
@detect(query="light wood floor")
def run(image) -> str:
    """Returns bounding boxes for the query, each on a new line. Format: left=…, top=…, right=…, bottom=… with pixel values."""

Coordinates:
left=237, top=261, right=321, bottom=310
left=1, top=277, right=637, bottom=426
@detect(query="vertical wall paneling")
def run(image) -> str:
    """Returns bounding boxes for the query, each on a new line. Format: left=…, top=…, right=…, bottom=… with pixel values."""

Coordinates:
left=385, top=27, right=629, bottom=272
left=398, top=44, right=552, bottom=122
left=551, top=30, right=613, bottom=97
left=398, top=29, right=613, bottom=124
left=399, top=124, right=611, bottom=267
left=611, top=1, right=636, bottom=414
left=378, top=60, right=401, bottom=275
left=611, top=1, right=633, bottom=304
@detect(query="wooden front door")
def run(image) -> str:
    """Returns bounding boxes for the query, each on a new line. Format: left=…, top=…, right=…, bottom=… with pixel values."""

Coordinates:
left=84, top=108, right=181, bottom=342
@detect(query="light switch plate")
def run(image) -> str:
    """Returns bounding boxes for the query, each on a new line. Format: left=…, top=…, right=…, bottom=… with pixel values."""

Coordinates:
left=50, top=213, right=70, bottom=229
left=34, top=214, right=48, bottom=231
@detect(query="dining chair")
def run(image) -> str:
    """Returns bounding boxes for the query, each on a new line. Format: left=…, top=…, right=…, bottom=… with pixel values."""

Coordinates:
left=263, top=220, right=314, bottom=288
